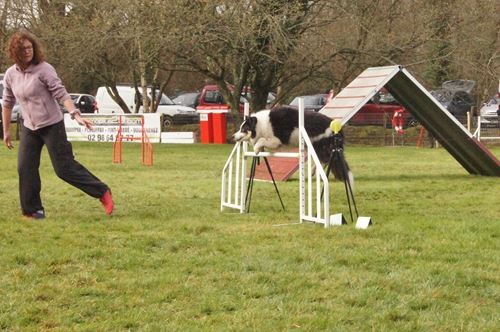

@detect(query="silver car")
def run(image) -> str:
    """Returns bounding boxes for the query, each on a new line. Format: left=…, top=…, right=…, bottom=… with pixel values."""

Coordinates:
left=289, top=94, right=328, bottom=112
left=0, top=75, right=19, bottom=122
left=479, top=95, right=499, bottom=126
left=11, top=103, right=21, bottom=122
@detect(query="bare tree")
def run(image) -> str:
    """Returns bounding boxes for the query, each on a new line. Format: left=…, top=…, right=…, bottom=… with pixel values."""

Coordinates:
left=420, top=0, right=457, bottom=88
left=13, top=0, right=179, bottom=113
left=245, top=1, right=332, bottom=109
left=450, top=0, right=500, bottom=103
left=166, top=0, right=333, bottom=114
left=0, top=0, right=12, bottom=70
left=2, top=0, right=498, bottom=111
left=308, top=1, right=435, bottom=94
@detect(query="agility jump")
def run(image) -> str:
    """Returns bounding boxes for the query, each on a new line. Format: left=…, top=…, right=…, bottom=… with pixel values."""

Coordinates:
left=113, top=115, right=153, bottom=166
left=221, top=101, right=343, bottom=228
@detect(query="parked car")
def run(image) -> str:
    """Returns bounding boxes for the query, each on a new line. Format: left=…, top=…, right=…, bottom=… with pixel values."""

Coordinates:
left=430, top=80, right=476, bottom=117
left=70, top=93, right=98, bottom=113
left=197, top=84, right=276, bottom=112
left=10, top=94, right=95, bottom=122
left=11, top=103, right=21, bottom=122
left=241, top=91, right=276, bottom=109
left=1, top=74, right=20, bottom=122
left=95, top=85, right=199, bottom=127
left=342, top=89, right=414, bottom=127
left=0, top=103, right=21, bottom=123
left=197, top=84, right=226, bottom=108
left=479, top=94, right=500, bottom=126
left=173, top=92, right=200, bottom=109
left=430, top=90, right=475, bottom=117
left=10, top=102, right=61, bottom=122
left=289, top=94, right=328, bottom=112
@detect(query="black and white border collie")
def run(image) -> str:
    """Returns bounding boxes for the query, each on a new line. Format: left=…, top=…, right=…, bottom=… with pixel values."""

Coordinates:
left=233, top=105, right=353, bottom=186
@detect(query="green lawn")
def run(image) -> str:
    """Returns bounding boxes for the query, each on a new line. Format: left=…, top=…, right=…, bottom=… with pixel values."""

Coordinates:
left=0, top=142, right=499, bottom=331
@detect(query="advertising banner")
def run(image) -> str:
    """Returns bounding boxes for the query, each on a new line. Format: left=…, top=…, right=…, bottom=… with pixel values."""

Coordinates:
left=64, top=113, right=161, bottom=143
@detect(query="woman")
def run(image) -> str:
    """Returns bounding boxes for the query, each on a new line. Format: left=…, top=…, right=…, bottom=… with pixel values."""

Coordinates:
left=1, top=30, right=113, bottom=219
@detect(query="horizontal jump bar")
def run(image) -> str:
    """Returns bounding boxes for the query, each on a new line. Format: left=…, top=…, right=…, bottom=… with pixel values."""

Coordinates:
left=243, top=151, right=300, bottom=158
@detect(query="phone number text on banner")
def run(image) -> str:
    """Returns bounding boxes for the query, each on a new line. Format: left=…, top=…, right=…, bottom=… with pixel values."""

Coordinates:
left=64, top=114, right=161, bottom=143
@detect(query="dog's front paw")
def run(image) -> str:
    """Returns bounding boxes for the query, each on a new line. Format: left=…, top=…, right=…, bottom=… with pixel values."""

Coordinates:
left=253, top=144, right=264, bottom=155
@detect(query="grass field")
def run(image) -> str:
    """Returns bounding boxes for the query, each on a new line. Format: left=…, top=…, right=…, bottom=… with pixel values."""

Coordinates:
left=0, top=141, right=499, bottom=331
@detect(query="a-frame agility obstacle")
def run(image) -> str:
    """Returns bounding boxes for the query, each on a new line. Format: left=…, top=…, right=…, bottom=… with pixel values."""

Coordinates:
left=320, top=65, right=499, bottom=176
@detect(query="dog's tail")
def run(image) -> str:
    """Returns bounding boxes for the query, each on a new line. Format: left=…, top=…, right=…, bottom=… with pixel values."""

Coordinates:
left=313, top=137, right=353, bottom=185
left=331, top=156, right=354, bottom=191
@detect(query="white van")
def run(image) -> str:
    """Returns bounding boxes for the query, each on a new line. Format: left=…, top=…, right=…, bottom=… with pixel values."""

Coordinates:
left=95, top=85, right=199, bottom=127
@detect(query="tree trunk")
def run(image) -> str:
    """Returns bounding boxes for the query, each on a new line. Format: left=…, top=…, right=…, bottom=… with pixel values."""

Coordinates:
left=106, top=86, right=131, bottom=114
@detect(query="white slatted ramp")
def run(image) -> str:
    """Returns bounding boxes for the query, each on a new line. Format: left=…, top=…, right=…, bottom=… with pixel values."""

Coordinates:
left=320, top=66, right=401, bottom=125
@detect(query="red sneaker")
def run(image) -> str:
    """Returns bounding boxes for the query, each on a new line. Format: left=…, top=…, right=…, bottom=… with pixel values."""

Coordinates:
left=100, top=189, right=114, bottom=215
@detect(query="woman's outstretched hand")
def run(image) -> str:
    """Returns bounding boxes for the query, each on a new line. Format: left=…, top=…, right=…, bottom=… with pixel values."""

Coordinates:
left=74, top=113, right=93, bottom=130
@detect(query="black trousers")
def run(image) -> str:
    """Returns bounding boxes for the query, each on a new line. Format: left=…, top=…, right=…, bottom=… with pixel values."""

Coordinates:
left=18, top=120, right=108, bottom=215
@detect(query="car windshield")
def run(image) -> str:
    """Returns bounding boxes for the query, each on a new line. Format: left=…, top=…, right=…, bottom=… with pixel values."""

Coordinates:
left=290, top=95, right=325, bottom=106
left=441, top=80, right=475, bottom=93
left=379, top=92, right=397, bottom=104
left=431, top=89, right=454, bottom=103
left=240, top=92, right=276, bottom=104
left=174, top=93, right=198, bottom=104
left=486, top=96, right=499, bottom=106
left=154, top=92, right=175, bottom=105
left=266, top=93, right=276, bottom=104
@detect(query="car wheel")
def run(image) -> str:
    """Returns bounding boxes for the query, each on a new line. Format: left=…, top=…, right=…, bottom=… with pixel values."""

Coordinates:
left=163, top=116, right=174, bottom=128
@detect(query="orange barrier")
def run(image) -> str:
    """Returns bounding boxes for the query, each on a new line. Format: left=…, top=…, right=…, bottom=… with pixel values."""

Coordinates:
left=416, top=126, right=425, bottom=148
left=113, top=116, right=153, bottom=166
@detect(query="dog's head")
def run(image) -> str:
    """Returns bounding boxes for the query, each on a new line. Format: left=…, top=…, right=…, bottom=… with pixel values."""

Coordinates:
left=232, top=116, right=257, bottom=142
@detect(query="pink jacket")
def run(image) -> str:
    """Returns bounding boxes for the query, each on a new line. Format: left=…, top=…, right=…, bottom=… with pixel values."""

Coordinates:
left=2, top=61, right=71, bottom=130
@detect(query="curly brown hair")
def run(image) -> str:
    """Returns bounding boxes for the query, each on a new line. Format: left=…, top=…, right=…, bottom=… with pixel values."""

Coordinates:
left=7, top=30, right=45, bottom=69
